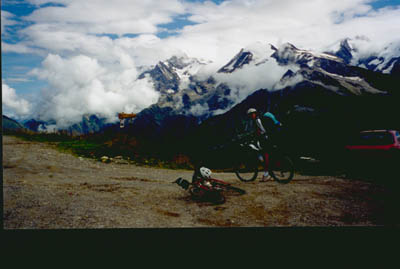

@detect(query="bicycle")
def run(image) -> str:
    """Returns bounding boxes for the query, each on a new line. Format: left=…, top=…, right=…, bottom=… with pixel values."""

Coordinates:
left=234, top=137, right=294, bottom=184
left=174, top=174, right=246, bottom=204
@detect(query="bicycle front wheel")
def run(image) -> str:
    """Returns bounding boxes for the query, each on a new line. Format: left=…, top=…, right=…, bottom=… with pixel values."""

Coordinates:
left=234, top=157, right=259, bottom=182
left=209, top=179, right=246, bottom=196
left=269, top=155, right=294, bottom=184
left=225, top=185, right=246, bottom=195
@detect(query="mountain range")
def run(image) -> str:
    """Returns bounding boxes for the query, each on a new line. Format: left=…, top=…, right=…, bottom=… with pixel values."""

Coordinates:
left=6, top=38, right=400, bottom=162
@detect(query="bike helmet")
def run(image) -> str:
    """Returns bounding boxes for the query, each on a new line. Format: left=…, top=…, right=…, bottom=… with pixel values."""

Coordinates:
left=200, top=167, right=212, bottom=179
left=247, top=108, right=257, bottom=114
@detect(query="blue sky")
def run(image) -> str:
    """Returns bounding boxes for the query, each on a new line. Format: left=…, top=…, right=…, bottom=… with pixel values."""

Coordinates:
left=370, top=0, right=400, bottom=9
left=2, top=0, right=216, bottom=92
left=2, top=0, right=400, bottom=123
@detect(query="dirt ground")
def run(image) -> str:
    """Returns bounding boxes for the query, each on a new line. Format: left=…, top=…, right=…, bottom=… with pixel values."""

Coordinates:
left=2, top=135, right=399, bottom=229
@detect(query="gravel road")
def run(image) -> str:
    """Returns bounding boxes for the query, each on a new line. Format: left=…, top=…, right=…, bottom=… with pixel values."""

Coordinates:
left=3, top=135, right=398, bottom=229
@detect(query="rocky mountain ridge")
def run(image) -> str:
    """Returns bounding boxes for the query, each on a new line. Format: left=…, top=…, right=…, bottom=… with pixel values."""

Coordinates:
left=18, top=38, right=400, bottom=140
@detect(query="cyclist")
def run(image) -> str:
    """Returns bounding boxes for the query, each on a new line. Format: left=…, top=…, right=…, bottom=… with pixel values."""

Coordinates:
left=175, top=167, right=212, bottom=190
left=247, top=108, right=283, bottom=182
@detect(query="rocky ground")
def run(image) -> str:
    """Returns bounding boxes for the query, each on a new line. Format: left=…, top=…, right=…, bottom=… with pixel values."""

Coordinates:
left=3, top=135, right=399, bottom=229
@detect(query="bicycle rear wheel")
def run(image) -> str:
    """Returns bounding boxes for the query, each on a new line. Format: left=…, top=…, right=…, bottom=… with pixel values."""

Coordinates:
left=234, top=156, right=259, bottom=182
left=269, top=154, right=294, bottom=184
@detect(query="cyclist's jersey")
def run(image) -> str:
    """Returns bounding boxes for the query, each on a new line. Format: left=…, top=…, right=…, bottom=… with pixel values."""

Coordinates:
left=255, top=112, right=281, bottom=137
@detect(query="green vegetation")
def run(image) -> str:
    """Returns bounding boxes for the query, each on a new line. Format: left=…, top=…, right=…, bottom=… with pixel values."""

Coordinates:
left=57, top=140, right=106, bottom=158
left=3, top=129, right=74, bottom=143
left=4, top=129, right=194, bottom=170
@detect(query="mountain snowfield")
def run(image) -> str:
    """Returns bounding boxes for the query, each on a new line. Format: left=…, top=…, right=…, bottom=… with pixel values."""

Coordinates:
left=14, top=37, right=400, bottom=134
left=325, top=36, right=400, bottom=74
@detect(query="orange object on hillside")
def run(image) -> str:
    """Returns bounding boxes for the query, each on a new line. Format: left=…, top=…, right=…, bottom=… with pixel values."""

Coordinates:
left=118, top=113, right=137, bottom=120
left=118, top=113, right=137, bottom=128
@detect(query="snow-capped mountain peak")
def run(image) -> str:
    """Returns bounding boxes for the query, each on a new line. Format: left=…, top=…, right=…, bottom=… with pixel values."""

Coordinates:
left=271, top=42, right=343, bottom=68
left=325, top=37, right=400, bottom=75
left=138, top=55, right=209, bottom=94
left=332, top=38, right=355, bottom=64
left=165, top=55, right=209, bottom=90
left=355, top=41, right=400, bottom=75
left=218, top=42, right=272, bottom=73
left=218, top=48, right=254, bottom=73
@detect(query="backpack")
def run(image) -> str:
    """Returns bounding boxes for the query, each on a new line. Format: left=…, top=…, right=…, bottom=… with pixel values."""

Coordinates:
left=261, top=112, right=281, bottom=135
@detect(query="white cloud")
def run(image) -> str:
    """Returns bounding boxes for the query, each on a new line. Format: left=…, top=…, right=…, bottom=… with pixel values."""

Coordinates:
left=215, top=58, right=286, bottom=98
left=28, top=54, right=160, bottom=128
left=1, top=42, right=42, bottom=54
left=189, top=102, right=210, bottom=117
left=23, top=0, right=186, bottom=35
left=1, top=10, right=18, bottom=34
left=2, top=81, right=32, bottom=118
left=274, top=72, right=305, bottom=90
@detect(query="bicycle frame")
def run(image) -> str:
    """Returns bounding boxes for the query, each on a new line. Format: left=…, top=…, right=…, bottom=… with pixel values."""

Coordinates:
left=174, top=176, right=245, bottom=204
left=239, top=137, right=283, bottom=156
left=237, top=138, right=265, bottom=161
left=235, top=136, right=294, bottom=183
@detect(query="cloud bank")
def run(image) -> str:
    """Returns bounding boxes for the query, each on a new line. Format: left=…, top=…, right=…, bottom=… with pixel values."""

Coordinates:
left=29, top=54, right=160, bottom=128
left=2, top=81, right=32, bottom=119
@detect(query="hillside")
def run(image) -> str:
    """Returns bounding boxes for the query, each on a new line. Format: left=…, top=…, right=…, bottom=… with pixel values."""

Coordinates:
left=2, top=115, right=25, bottom=131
